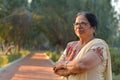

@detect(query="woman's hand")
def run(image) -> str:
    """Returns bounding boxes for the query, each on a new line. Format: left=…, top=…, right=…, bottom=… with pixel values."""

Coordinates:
left=53, top=61, right=67, bottom=72
left=53, top=61, right=78, bottom=76
left=54, top=68, right=70, bottom=77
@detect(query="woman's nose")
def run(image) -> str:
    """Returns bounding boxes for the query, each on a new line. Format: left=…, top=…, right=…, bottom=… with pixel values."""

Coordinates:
left=74, top=24, right=82, bottom=28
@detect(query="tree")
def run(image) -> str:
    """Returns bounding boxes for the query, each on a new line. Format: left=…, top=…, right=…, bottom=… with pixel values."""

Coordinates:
left=30, top=0, right=118, bottom=49
left=0, top=0, right=32, bottom=54
left=0, top=0, right=119, bottom=51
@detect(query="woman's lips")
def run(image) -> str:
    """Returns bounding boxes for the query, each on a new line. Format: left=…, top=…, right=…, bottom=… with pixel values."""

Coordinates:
left=76, top=28, right=84, bottom=33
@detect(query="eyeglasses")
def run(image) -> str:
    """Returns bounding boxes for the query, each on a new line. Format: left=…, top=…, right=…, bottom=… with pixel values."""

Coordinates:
left=73, top=22, right=89, bottom=27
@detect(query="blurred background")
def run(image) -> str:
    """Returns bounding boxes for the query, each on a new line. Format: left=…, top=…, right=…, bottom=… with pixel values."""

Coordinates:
left=0, top=0, right=120, bottom=79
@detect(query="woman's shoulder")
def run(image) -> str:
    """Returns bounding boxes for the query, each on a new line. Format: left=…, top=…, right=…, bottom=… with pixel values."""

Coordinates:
left=90, top=38, right=109, bottom=50
left=93, top=38, right=104, bottom=41
left=66, top=41, right=79, bottom=48
left=67, top=41, right=79, bottom=45
left=92, top=38, right=108, bottom=45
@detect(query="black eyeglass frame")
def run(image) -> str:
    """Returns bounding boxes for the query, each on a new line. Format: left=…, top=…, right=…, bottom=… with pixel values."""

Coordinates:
left=73, top=22, right=89, bottom=27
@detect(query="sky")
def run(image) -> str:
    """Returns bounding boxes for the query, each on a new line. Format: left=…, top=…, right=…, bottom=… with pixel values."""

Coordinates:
left=28, top=0, right=32, bottom=4
left=111, top=0, right=120, bottom=14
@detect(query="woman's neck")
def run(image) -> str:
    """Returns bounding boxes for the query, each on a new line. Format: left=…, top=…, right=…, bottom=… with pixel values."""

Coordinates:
left=79, top=35, right=94, bottom=45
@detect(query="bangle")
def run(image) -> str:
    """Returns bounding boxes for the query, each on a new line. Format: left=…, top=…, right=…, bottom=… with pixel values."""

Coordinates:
left=64, top=62, right=68, bottom=69
left=63, top=62, right=66, bottom=69
left=65, top=63, right=67, bottom=68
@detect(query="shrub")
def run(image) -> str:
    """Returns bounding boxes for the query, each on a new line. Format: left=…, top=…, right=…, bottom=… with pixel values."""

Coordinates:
left=8, top=54, right=21, bottom=62
left=46, top=51, right=60, bottom=62
left=110, top=48, right=120, bottom=75
left=0, top=50, right=30, bottom=68
left=113, top=73, right=120, bottom=80
left=19, top=50, right=30, bottom=57
left=0, top=56, right=8, bottom=67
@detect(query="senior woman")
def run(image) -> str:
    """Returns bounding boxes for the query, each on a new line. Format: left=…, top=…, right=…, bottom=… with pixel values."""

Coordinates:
left=53, top=11, right=112, bottom=80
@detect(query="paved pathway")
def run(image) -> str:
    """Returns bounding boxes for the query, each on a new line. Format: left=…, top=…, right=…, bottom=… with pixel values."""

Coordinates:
left=0, top=52, right=61, bottom=80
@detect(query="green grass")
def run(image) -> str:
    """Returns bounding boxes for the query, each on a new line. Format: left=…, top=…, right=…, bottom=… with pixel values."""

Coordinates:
left=0, top=50, right=30, bottom=68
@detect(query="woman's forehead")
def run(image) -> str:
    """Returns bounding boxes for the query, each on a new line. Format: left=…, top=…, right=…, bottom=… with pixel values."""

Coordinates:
left=76, top=15, right=88, bottom=22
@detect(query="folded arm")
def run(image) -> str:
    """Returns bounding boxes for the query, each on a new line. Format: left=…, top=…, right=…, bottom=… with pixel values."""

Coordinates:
left=66, top=50, right=103, bottom=74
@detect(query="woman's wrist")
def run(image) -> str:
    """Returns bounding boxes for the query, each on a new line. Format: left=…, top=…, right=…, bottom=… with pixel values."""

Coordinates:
left=64, top=61, right=69, bottom=69
left=62, top=61, right=67, bottom=69
left=66, top=62, right=75, bottom=73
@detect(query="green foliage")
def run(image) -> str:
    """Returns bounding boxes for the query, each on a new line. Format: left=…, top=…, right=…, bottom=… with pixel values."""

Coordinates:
left=0, top=50, right=30, bottom=68
left=113, top=73, right=120, bottom=80
left=0, top=56, right=8, bottom=67
left=0, top=0, right=119, bottom=50
left=0, top=0, right=32, bottom=51
left=19, top=50, right=30, bottom=57
left=46, top=51, right=60, bottom=62
left=110, top=48, right=120, bottom=75
left=30, top=0, right=119, bottom=49
left=7, top=54, right=21, bottom=62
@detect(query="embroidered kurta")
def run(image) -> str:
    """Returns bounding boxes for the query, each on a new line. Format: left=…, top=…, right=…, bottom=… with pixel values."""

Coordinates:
left=60, top=38, right=112, bottom=80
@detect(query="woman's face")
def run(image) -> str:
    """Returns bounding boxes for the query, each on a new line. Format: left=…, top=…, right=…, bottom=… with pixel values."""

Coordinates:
left=74, top=14, right=95, bottom=38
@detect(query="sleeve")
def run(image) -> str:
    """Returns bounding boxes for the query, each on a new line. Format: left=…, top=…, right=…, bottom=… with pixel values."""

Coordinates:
left=60, top=49, right=67, bottom=60
left=88, top=43, right=108, bottom=61
left=58, top=43, right=70, bottom=61
left=59, top=41, right=74, bottom=61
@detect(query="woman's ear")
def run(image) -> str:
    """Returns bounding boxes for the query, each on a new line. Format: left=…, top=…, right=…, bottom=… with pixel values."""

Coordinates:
left=91, top=26, right=95, bottom=32
left=92, top=27, right=96, bottom=36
